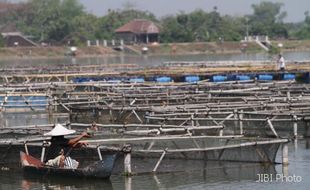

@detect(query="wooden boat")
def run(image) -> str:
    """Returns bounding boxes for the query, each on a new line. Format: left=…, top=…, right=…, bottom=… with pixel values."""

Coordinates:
left=20, top=151, right=117, bottom=179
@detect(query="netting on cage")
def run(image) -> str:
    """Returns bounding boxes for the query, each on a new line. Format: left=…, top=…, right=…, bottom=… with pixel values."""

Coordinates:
left=128, top=137, right=281, bottom=163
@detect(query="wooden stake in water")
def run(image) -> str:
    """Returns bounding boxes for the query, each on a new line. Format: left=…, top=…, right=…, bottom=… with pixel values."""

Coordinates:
left=282, top=143, right=289, bottom=166
left=293, top=115, right=298, bottom=138
left=124, top=152, right=132, bottom=176
left=239, top=110, right=244, bottom=135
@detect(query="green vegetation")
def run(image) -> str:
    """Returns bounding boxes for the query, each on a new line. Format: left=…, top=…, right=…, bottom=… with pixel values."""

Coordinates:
left=294, top=11, right=310, bottom=39
left=160, top=8, right=245, bottom=42
left=1, top=0, right=310, bottom=45
left=0, top=33, right=4, bottom=47
left=248, top=2, right=288, bottom=38
left=17, top=0, right=85, bottom=43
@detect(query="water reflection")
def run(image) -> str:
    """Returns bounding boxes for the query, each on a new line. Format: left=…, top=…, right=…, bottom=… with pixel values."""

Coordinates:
left=282, top=165, right=289, bottom=177
left=124, top=177, right=132, bottom=190
left=0, top=161, right=277, bottom=190
left=294, top=139, right=298, bottom=151
left=71, top=57, right=77, bottom=65
left=21, top=175, right=113, bottom=190
left=306, top=139, right=310, bottom=150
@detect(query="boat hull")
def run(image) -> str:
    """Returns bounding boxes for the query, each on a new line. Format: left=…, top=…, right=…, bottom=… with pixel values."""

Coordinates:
left=20, top=152, right=117, bottom=179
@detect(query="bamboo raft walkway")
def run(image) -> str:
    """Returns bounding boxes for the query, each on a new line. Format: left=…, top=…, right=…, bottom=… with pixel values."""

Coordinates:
left=0, top=60, right=310, bottom=84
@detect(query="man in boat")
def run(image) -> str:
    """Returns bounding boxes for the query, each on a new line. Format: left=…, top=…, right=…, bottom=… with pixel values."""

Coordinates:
left=44, top=124, right=90, bottom=168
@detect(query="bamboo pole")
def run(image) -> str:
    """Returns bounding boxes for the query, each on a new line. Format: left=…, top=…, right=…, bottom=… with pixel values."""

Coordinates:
left=145, top=116, right=300, bottom=122
left=123, top=126, right=224, bottom=136
left=293, top=115, right=298, bottom=138
left=152, top=148, right=168, bottom=173
left=239, top=110, right=244, bottom=135
left=124, top=152, right=132, bottom=176
left=97, top=147, right=103, bottom=160
left=136, top=139, right=288, bottom=154
left=266, top=118, right=279, bottom=138
left=82, top=135, right=253, bottom=145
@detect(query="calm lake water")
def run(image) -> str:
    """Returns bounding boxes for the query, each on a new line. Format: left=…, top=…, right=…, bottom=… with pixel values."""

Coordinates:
left=0, top=51, right=310, bottom=68
left=1, top=52, right=310, bottom=190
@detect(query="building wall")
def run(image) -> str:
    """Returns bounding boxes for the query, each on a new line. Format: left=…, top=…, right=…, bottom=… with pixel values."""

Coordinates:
left=4, top=35, right=36, bottom=47
left=140, top=34, right=159, bottom=43
left=115, top=32, right=136, bottom=44
left=116, top=32, right=159, bottom=44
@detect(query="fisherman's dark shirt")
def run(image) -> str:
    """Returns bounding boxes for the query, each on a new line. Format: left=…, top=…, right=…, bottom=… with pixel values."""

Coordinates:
left=44, top=136, right=70, bottom=162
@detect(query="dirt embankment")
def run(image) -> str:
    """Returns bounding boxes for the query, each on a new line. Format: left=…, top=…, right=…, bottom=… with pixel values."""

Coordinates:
left=0, top=40, right=310, bottom=58
left=0, top=46, right=117, bottom=58
left=144, top=42, right=258, bottom=55
left=136, top=40, right=310, bottom=55
left=272, top=40, right=310, bottom=51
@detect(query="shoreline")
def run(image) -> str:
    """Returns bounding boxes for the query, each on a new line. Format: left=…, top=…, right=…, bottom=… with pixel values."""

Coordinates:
left=0, top=40, right=310, bottom=60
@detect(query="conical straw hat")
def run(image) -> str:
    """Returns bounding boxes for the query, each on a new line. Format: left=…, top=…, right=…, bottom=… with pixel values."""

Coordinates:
left=44, top=124, right=76, bottom=136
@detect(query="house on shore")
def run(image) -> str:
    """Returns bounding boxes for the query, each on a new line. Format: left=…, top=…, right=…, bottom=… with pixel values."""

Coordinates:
left=1, top=3, right=38, bottom=47
left=115, top=19, right=160, bottom=44
left=0, top=24, right=38, bottom=47
left=1, top=32, right=38, bottom=47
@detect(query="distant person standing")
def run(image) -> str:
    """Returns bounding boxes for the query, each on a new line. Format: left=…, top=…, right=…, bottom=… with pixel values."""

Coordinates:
left=277, top=54, right=286, bottom=71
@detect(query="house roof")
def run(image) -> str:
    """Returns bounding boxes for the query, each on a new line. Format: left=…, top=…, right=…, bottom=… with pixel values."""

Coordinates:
left=115, top=19, right=160, bottom=34
left=1, top=32, right=23, bottom=37
left=2, top=32, right=38, bottom=47
left=0, top=2, right=24, bottom=13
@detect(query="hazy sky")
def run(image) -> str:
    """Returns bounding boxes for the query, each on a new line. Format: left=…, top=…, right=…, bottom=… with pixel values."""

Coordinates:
left=10, top=0, right=310, bottom=22
left=80, top=0, right=309, bottom=22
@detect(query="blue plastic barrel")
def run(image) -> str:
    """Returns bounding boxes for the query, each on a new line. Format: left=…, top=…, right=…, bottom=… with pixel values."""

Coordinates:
left=258, top=74, right=273, bottom=81
left=304, top=72, right=310, bottom=83
left=185, top=76, right=200, bottom=83
left=91, top=77, right=100, bottom=81
left=107, top=79, right=122, bottom=83
left=212, top=75, right=227, bottom=82
left=73, top=77, right=103, bottom=83
left=73, top=77, right=90, bottom=83
left=282, top=74, right=295, bottom=80
left=236, top=75, right=251, bottom=81
left=2, top=96, right=19, bottom=108
left=29, top=96, right=47, bottom=108
left=7, top=96, right=19, bottom=107
left=129, top=78, right=145, bottom=83
left=156, top=76, right=173, bottom=83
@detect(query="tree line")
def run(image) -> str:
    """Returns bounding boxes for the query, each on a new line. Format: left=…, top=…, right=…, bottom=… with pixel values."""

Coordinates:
left=0, top=0, right=310, bottom=46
